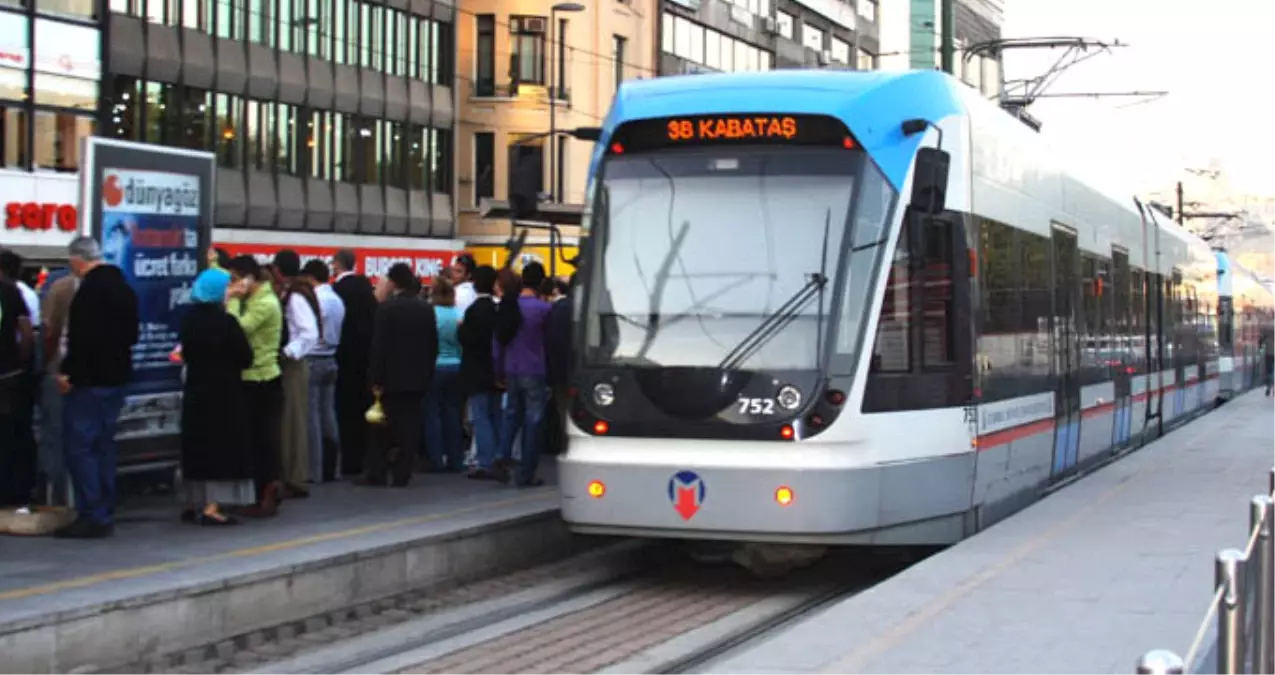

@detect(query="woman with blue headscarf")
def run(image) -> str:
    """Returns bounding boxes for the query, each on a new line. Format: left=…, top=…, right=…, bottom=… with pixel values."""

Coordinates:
left=177, top=267, right=254, bottom=525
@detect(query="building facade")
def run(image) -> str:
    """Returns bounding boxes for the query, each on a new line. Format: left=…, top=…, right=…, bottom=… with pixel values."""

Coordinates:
left=659, top=0, right=878, bottom=76
left=453, top=0, right=656, bottom=265
left=0, top=0, right=461, bottom=266
left=878, top=0, right=1003, bottom=98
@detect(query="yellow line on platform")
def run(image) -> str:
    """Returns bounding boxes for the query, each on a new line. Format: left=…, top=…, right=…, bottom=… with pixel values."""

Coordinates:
left=0, top=493, right=552, bottom=604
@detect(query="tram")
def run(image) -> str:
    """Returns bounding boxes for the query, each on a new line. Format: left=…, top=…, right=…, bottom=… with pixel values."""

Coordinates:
left=556, top=69, right=1274, bottom=547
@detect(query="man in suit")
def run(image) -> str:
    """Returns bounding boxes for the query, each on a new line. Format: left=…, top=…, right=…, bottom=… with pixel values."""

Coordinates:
left=363, top=263, right=438, bottom=487
left=331, top=249, right=377, bottom=478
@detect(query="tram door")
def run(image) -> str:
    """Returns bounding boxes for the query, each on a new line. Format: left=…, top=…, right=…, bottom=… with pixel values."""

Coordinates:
left=1050, top=226, right=1082, bottom=476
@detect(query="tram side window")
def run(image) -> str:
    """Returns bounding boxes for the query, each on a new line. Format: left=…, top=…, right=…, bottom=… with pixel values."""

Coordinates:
left=1112, top=250, right=1131, bottom=368
left=976, top=216, right=1020, bottom=402
left=921, top=219, right=956, bottom=367
left=870, top=225, right=911, bottom=373
left=1020, top=231, right=1053, bottom=393
left=1144, top=271, right=1160, bottom=372
left=1078, top=254, right=1100, bottom=386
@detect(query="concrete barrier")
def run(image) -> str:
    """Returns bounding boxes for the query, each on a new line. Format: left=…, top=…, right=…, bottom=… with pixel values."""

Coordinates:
left=0, top=509, right=577, bottom=674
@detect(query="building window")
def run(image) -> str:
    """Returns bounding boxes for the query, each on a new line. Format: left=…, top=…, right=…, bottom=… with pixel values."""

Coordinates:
left=331, top=0, right=349, bottom=63
left=179, top=87, right=210, bottom=150
left=857, top=48, right=876, bottom=70
left=307, top=110, right=326, bottom=179
left=408, top=123, right=427, bottom=190
left=473, top=131, right=493, bottom=204
left=303, top=0, right=327, bottom=58
left=662, top=11, right=770, bottom=74
left=475, top=14, right=495, bottom=95
left=660, top=12, right=672, bottom=54
left=40, top=0, right=96, bottom=20
left=612, top=35, right=626, bottom=93
left=214, top=92, right=240, bottom=168
left=801, top=23, right=824, bottom=52
left=385, top=120, right=406, bottom=188
left=33, top=111, right=92, bottom=172
left=431, top=128, right=449, bottom=193
left=387, top=8, right=408, bottom=75
left=360, top=3, right=382, bottom=70
left=775, top=10, right=793, bottom=40
left=275, top=103, right=298, bottom=174
left=0, top=13, right=28, bottom=103
left=554, top=17, right=567, bottom=99
left=105, top=76, right=140, bottom=140
left=830, top=36, right=850, bottom=64
left=510, top=15, right=546, bottom=85
left=0, top=106, right=26, bottom=168
left=33, top=18, right=100, bottom=112
left=857, top=0, right=876, bottom=23
left=508, top=136, right=543, bottom=197
left=214, top=0, right=242, bottom=39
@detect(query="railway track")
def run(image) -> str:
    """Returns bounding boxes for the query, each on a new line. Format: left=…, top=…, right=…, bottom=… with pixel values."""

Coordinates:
left=114, top=543, right=916, bottom=675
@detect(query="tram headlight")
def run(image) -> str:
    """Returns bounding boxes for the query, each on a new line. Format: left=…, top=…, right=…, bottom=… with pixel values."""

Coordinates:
left=776, top=385, right=802, bottom=411
left=593, top=383, right=616, bottom=407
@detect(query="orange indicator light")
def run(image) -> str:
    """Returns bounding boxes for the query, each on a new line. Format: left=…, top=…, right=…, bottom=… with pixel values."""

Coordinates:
left=775, top=486, right=794, bottom=506
left=587, top=480, right=606, bottom=498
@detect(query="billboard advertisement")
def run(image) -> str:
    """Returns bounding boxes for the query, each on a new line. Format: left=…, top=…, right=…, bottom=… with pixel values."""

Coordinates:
left=79, top=139, right=215, bottom=443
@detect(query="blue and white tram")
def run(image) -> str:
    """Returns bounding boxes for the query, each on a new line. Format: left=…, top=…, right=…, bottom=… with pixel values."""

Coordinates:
left=557, top=69, right=1272, bottom=546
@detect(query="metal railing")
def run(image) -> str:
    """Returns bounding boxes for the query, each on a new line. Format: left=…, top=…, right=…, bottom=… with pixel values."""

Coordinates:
left=1138, top=468, right=1275, bottom=674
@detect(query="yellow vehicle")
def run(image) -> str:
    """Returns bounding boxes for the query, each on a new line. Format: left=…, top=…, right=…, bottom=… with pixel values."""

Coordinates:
left=465, top=243, right=578, bottom=278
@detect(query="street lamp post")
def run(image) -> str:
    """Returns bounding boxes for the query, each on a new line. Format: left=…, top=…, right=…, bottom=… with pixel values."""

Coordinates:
left=548, top=2, right=585, bottom=204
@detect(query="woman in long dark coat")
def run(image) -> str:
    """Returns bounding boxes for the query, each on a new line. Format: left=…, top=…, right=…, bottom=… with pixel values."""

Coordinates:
left=178, top=268, right=254, bottom=525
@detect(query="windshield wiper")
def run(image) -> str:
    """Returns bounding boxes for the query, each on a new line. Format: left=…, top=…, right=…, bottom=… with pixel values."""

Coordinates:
left=635, top=220, right=691, bottom=360
left=717, top=209, right=833, bottom=372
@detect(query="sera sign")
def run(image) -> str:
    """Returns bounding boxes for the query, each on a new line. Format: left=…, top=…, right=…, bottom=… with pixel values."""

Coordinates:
left=5, top=201, right=78, bottom=232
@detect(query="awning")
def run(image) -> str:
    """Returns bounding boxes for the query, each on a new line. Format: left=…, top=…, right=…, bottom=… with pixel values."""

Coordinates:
left=478, top=199, right=585, bottom=227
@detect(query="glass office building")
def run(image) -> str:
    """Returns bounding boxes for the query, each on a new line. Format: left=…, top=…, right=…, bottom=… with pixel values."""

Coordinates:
left=1, top=0, right=458, bottom=239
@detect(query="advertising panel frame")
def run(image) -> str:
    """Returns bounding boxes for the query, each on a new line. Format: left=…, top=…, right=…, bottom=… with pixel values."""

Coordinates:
left=78, top=137, right=215, bottom=458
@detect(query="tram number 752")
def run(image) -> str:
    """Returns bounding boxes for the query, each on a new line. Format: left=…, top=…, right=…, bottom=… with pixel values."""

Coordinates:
left=737, top=397, right=776, bottom=415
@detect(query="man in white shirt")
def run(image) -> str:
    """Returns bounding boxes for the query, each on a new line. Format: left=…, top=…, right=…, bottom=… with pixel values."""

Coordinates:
left=451, top=253, right=478, bottom=314
left=301, top=259, right=345, bottom=482
left=273, top=250, right=320, bottom=498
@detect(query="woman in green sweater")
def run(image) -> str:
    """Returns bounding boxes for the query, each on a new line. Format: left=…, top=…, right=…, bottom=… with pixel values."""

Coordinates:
left=225, top=255, right=285, bottom=517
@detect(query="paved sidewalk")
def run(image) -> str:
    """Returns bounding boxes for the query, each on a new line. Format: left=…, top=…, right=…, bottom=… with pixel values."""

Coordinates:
left=708, top=391, right=1274, bottom=674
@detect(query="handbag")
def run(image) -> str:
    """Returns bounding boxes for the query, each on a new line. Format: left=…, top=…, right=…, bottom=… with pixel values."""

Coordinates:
left=365, top=391, right=386, bottom=425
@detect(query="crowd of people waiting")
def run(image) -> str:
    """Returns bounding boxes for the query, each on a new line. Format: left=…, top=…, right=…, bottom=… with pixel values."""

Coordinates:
left=0, top=237, right=572, bottom=537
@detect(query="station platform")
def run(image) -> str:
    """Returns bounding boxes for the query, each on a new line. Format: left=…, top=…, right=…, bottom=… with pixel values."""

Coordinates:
left=707, top=391, right=1275, bottom=674
left=0, top=461, right=567, bottom=674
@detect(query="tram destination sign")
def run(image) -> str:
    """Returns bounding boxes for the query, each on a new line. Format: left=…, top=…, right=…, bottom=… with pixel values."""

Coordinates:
left=611, top=113, right=855, bottom=152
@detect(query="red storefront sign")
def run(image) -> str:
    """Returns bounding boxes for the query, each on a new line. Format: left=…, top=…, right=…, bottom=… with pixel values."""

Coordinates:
left=214, top=242, right=459, bottom=282
left=5, top=201, right=78, bottom=232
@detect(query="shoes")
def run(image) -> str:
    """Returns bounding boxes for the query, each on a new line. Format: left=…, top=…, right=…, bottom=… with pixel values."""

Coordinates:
left=54, top=519, right=114, bottom=538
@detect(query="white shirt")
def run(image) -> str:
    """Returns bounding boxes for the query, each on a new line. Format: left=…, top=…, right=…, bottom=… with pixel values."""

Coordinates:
left=18, top=281, right=38, bottom=328
left=281, top=292, right=320, bottom=361
left=311, top=284, right=345, bottom=357
left=455, top=280, right=478, bottom=314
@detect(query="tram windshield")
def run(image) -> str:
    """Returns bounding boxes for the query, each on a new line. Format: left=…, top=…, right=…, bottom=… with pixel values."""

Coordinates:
left=582, top=146, right=897, bottom=372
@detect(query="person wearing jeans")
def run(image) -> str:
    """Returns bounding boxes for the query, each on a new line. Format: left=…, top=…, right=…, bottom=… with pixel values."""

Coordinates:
left=458, top=266, right=501, bottom=479
left=55, top=237, right=139, bottom=538
left=492, top=262, right=555, bottom=487
left=424, top=279, right=464, bottom=471
left=302, top=260, right=345, bottom=482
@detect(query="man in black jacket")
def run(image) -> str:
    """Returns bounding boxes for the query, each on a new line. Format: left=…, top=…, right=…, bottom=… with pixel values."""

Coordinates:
left=363, top=263, right=437, bottom=487
left=458, top=266, right=500, bottom=479
left=544, top=274, right=574, bottom=455
left=331, top=249, right=377, bottom=478
left=55, top=236, right=139, bottom=538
